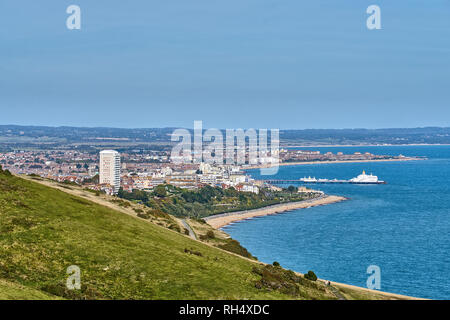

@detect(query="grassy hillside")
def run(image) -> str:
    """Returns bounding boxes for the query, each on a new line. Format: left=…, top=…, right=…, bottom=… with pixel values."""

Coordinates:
left=0, top=170, right=405, bottom=300
left=0, top=279, right=61, bottom=300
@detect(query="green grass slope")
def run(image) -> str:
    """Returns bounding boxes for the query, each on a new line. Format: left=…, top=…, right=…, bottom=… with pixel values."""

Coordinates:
left=0, top=172, right=334, bottom=299
left=0, top=278, right=61, bottom=300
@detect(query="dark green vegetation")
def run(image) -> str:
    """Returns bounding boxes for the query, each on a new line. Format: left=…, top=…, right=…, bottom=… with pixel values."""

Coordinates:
left=184, top=218, right=257, bottom=260
left=304, top=271, right=318, bottom=282
left=217, top=240, right=256, bottom=260
left=252, top=264, right=327, bottom=299
left=118, top=184, right=309, bottom=218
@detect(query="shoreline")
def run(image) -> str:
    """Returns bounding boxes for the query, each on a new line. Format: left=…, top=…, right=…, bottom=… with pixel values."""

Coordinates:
left=26, top=176, right=422, bottom=300
left=204, top=195, right=347, bottom=229
left=244, top=157, right=423, bottom=170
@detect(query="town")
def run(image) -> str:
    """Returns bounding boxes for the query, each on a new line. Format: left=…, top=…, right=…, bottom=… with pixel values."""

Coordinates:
left=0, top=148, right=412, bottom=195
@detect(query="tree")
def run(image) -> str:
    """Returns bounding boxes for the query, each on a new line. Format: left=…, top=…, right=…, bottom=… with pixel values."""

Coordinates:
left=304, top=270, right=317, bottom=281
left=288, top=185, right=296, bottom=193
left=154, top=185, right=167, bottom=198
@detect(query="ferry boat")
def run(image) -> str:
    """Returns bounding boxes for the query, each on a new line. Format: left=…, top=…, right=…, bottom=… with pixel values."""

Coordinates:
left=349, top=170, right=385, bottom=184
left=264, top=171, right=386, bottom=184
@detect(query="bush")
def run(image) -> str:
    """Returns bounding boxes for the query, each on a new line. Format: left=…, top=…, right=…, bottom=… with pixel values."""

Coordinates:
left=133, top=208, right=144, bottom=214
left=253, top=265, right=300, bottom=296
left=148, top=209, right=170, bottom=219
left=154, top=185, right=167, bottom=198
left=168, top=223, right=181, bottom=233
left=218, top=239, right=256, bottom=260
left=193, top=217, right=207, bottom=224
left=304, top=270, right=318, bottom=281
left=28, top=173, right=40, bottom=177
left=137, top=212, right=151, bottom=220
left=111, top=199, right=131, bottom=207
left=184, top=248, right=203, bottom=257
left=199, top=230, right=215, bottom=241
left=273, top=261, right=280, bottom=267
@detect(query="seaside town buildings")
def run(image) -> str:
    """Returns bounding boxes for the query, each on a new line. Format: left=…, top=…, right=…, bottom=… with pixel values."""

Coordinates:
left=0, top=148, right=407, bottom=195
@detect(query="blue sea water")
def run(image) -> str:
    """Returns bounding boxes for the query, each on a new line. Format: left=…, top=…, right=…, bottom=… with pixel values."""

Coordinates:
left=223, top=146, right=450, bottom=299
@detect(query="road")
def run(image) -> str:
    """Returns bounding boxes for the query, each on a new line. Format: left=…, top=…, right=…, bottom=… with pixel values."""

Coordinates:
left=180, top=219, right=197, bottom=240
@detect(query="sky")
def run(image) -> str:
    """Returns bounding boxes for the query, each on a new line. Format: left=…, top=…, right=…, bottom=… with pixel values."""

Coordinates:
left=1, top=0, right=450, bottom=129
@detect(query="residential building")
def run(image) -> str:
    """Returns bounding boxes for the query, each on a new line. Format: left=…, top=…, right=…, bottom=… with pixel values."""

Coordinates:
left=99, top=150, right=121, bottom=194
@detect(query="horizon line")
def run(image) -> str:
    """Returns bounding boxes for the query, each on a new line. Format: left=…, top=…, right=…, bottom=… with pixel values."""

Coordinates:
left=1, top=124, right=450, bottom=131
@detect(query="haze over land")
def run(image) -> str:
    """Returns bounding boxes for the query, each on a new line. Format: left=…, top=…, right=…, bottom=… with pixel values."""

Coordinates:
left=1, top=125, right=450, bottom=151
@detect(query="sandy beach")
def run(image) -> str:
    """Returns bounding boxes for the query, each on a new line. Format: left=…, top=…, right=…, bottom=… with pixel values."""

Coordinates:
left=205, top=195, right=346, bottom=229
left=245, top=157, right=423, bottom=170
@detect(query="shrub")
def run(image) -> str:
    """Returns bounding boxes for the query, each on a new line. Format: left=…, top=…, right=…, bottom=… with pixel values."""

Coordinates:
left=154, top=185, right=167, bottom=198
left=273, top=261, right=280, bottom=267
left=133, top=208, right=144, bottom=214
left=218, top=239, right=256, bottom=260
left=137, top=212, right=151, bottom=220
left=304, top=270, right=318, bottom=281
left=253, top=265, right=300, bottom=296
left=199, top=230, right=215, bottom=241
left=184, top=248, right=203, bottom=257
left=111, top=199, right=131, bottom=207
left=184, top=228, right=190, bottom=235
left=168, top=223, right=181, bottom=233
left=193, top=217, right=207, bottom=224
left=28, top=173, right=40, bottom=177
left=148, top=209, right=170, bottom=219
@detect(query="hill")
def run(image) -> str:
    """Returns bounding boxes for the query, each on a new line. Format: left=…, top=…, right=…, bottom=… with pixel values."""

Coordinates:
left=2, top=125, right=450, bottom=151
left=0, top=169, right=409, bottom=300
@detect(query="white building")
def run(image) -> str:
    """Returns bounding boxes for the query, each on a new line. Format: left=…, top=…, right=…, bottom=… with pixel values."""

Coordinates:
left=241, top=184, right=259, bottom=194
left=99, top=150, right=121, bottom=194
left=199, top=174, right=217, bottom=186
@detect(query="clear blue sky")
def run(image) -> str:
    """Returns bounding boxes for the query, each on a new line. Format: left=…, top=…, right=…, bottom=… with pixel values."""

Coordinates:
left=1, top=0, right=449, bottom=129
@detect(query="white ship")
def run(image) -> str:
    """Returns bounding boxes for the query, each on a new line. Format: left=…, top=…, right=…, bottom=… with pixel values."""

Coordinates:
left=265, top=171, right=386, bottom=184
left=301, top=176, right=317, bottom=182
left=349, top=170, right=384, bottom=184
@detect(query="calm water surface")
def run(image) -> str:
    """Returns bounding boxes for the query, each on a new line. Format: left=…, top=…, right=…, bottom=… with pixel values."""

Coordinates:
left=223, top=146, right=450, bottom=299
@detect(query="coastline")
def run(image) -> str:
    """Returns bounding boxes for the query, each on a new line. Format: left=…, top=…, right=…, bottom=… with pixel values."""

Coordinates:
left=245, top=157, right=423, bottom=170
left=204, top=195, right=347, bottom=229
left=26, top=176, right=422, bottom=300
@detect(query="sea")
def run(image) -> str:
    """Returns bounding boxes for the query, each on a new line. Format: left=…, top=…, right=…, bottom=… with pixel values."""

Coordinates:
left=222, top=146, right=450, bottom=299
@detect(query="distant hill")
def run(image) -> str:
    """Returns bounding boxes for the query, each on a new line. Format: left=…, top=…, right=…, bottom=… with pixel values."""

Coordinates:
left=0, top=169, right=406, bottom=300
left=1, top=125, right=450, bottom=150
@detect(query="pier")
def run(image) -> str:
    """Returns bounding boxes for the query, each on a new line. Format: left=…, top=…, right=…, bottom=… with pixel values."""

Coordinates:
left=263, top=179, right=386, bottom=185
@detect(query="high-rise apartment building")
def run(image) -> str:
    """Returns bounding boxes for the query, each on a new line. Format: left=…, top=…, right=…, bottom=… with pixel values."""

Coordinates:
left=99, top=150, right=121, bottom=193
